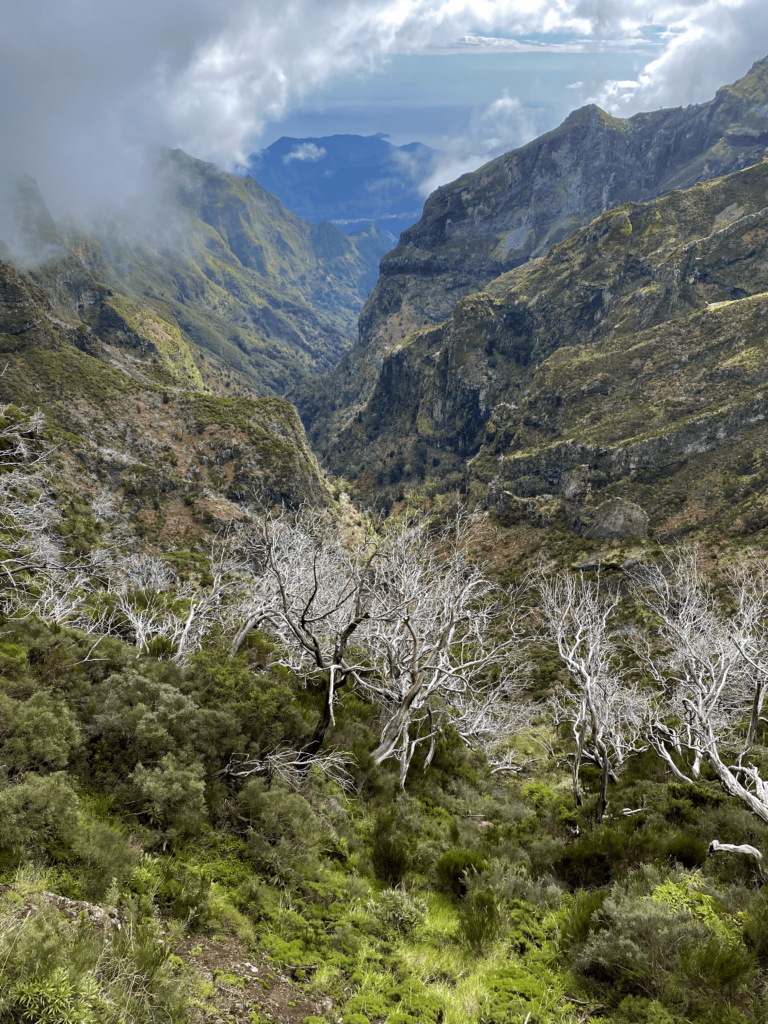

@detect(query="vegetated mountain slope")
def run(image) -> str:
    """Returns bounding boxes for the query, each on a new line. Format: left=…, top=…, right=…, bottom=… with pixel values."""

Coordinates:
left=327, top=158, right=768, bottom=539
left=247, top=133, right=435, bottom=236
left=0, top=244, right=330, bottom=523
left=6, top=149, right=392, bottom=396
left=303, top=54, right=768, bottom=450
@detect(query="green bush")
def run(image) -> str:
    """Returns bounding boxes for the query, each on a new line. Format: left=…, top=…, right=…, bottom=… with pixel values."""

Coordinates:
left=664, top=833, right=708, bottom=869
left=91, top=670, right=198, bottom=773
left=0, top=773, right=80, bottom=864
left=457, top=888, right=502, bottom=952
left=0, top=692, right=81, bottom=773
left=559, top=888, right=608, bottom=952
left=572, top=894, right=703, bottom=992
left=743, top=890, right=768, bottom=966
left=368, top=888, right=427, bottom=935
left=0, top=894, right=186, bottom=1024
left=370, top=832, right=410, bottom=886
left=130, top=754, right=208, bottom=839
left=72, top=817, right=142, bottom=899
left=240, top=777, right=321, bottom=852
left=435, top=849, right=488, bottom=897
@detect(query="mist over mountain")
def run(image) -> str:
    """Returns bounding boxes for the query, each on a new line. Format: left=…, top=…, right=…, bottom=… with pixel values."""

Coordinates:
left=246, top=133, right=436, bottom=237
left=0, top=148, right=392, bottom=396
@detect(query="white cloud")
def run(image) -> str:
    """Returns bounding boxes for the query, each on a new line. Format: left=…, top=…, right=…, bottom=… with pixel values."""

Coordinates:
left=1, top=0, right=767, bottom=219
left=567, top=81, right=584, bottom=88
left=591, top=1, right=768, bottom=114
left=283, top=143, right=328, bottom=164
left=420, top=89, right=537, bottom=195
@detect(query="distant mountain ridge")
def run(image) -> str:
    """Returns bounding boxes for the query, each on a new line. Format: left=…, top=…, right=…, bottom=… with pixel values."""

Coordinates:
left=247, top=133, right=436, bottom=237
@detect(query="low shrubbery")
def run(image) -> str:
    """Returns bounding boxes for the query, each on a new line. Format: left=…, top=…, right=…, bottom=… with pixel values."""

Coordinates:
left=1, top=615, right=768, bottom=1023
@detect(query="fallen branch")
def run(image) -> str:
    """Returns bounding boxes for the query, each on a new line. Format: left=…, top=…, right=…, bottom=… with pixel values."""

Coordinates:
left=708, top=840, right=763, bottom=860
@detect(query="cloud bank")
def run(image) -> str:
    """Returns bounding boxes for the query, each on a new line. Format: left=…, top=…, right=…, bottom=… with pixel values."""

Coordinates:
left=0, top=0, right=766, bottom=218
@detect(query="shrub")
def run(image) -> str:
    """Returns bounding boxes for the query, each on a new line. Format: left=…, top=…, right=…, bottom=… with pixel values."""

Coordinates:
left=559, top=889, right=608, bottom=952
left=370, top=833, right=409, bottom=886
left=572, top=895, right=704, bottom=994
left=0, top=895, right=187, bottom=1024
left=240, top=778, right=321, bottom=853
left=434, top=850, right=488, bottom=897
left=368, top=888, right=426, bottom=936
left=91, top=671, right=199, bottom=773
left=130, top=754, right=207, bottom=839
left=457, top=888, right=502, bottom=952
left=0, top=773, right=80, bottom=864
left=743, top=890, right=768, bottom=966
left=664, top=834, right=708, bottom=869
left=676, top=933, right=754, bottom=996
left=0, top=692, right=81, bottom=773
left=72, top=818, right=142, bottom=899
left=369, top=801, right=425, bottom=886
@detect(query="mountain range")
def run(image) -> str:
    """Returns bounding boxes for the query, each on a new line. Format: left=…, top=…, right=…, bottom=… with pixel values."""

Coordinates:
left=246, top=133, right=436, bottom=236
left=295, top=53, right=768, bottom=544
left=5, top=56, right=768, bottom=552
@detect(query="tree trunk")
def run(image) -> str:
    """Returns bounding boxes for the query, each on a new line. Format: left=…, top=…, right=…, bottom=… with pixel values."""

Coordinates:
left=595, top=745, right=610, bottom=824
left=572, top=724, right=585, bottom=808
left=301, top=676, right=345, bottom=761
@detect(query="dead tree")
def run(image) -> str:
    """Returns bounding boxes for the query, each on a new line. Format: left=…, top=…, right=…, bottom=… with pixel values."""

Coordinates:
left=632, top=549, right=768, bottom=826
left=228, top=509, right=525, bottom=784
left=537, top=569, right=647, bottom=822
left=227, top=506, right=384, bottom=760
left=357, top=517, right=524, bottom=786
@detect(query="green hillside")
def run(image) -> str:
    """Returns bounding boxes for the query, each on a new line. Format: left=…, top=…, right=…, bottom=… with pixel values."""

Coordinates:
left=6, top=149, right=391, bottom=397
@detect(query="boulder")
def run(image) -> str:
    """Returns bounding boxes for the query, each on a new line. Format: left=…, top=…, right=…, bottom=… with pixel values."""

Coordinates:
left=586, top=497, right=649, bottom=540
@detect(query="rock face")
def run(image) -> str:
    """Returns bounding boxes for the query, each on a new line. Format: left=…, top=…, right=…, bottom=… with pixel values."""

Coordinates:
left=361, top=55, right=768, bottom=351
left=303, top=55, right=768, bottom=457
left=588, top=499, right=649, bottom=540
left=581, top=499, right=650, bottom=540
left=322, top=156, right=768, bottom=516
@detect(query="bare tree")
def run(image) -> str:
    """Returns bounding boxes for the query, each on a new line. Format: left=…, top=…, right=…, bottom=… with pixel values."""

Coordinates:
left=92, top=546, right=237, bottom=660
left=728, top=559, right=768, bottom=755
left=537, top=569, right=647, bottom=822
left=0, top=406, right=61, bottom=598
left=356, top=517, right=524, bottom=786
left=227, top=508, right=525, bottom=785
left=632, top=549, right=768, bottom=825
left=219, top=746, right=356, bottom=792
left=227, top=506, right=383, bottom=760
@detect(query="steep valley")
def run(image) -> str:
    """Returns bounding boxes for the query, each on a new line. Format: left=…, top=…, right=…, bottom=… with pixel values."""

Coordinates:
left=7, top=53, right=768, bottom=1024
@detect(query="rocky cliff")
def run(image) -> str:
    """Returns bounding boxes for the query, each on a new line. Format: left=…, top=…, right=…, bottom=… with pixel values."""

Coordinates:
left=326, top=155, right=768, bottom=539
left=304, top=54, right=768, bottom=457
left=0, top=239, right=330, bottom=528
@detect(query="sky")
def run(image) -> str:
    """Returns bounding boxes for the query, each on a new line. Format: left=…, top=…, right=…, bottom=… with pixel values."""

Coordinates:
left=1, top=0, right=768, bottom=218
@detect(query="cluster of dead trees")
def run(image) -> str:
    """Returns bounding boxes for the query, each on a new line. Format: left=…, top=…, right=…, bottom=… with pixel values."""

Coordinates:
left=4, top=405, right=768, bottom=830
left=539, top=552, right=768, bottom=829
